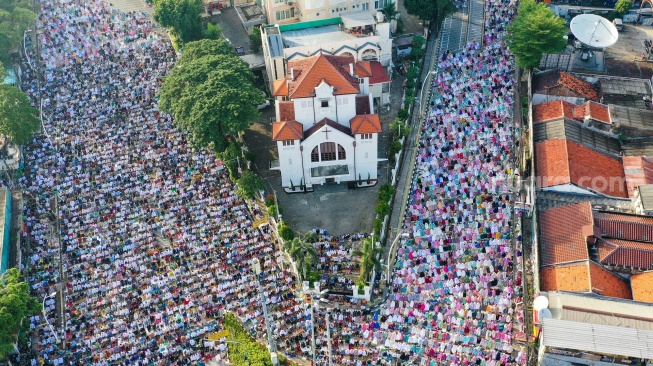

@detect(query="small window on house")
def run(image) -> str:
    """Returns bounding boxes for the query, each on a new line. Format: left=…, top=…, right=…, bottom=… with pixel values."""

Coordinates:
left=282, top=140, right=295, bottom=146
left=338, top=145, right=346, bottom=160
left=321, top=100, right=329, bottom=108
left=320, top=142, right=336, bottom=161
left=358, top=78, right=364, bottom=84
left=361, top=133, right=372, bottom=140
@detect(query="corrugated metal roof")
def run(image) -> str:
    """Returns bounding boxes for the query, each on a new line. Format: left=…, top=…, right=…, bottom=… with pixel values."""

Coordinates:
left=542, top=318, right=653, bottom=359
left=609, top=104, right=653, bottom=131
left=545, top=291, right=653, bottom=329
left=638, top=184, right=653, bottom=211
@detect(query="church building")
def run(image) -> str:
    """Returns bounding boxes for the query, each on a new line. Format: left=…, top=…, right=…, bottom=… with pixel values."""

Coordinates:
left=269, top=53, right=388, bottom=191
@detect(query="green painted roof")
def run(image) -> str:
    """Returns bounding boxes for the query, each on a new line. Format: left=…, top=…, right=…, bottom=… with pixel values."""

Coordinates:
left=278, top=17, right=341, bottom=32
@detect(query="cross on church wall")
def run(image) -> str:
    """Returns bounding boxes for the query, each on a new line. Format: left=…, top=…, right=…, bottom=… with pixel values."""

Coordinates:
left=322, top=126, right=332, bottom=140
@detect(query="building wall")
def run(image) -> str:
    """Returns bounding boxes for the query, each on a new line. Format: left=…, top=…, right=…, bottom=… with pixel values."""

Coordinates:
left=302, top=129, right=355, bottom=185
left=354, top=133, right=378, bottom=182
left=266, top=0, right=299, bottom=24
left=293, top=93, right=357, bottom=127
left=277, top=141, right=305, bottom=187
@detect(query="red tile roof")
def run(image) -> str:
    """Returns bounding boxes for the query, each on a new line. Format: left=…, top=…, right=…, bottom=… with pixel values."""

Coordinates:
left=589, top=261, right=632, bottom=299
left=623, top=156, right=653, bottom=197
left=350, top=114, right=382, bottom=134
left=353, top=61, right=373, bottom=78
left=573, top=101, right=611, bottom=124
left=303, top=118, right=352, bottom=139
left=533, top=100, right=575, bottom=123
left=539, top=202, right=594, bottom=266
left=536, top=140, right=628, bottom=197
left=272, top=121, right=303, bottom=141
left=355, top=96, right=371, bottom=115
left=286, top=54, right=360, bottom=99
left=533, top=70, right=601, bottom=102
left=631, top=271, right=653, bottom=303
left=369, top=61, right=391, bottom=84
left=278, top=101, right=295, bottom=121
left=594, top=211, right=653, bottom=242
left=272, top=79, right=289, bottom=97
left=540, top=263, right=591, bottom=293
left=601, top=243, right=653, bottom=270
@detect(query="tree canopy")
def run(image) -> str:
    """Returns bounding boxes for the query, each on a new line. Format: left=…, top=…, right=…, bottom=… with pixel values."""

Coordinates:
left=0, top=0, right=36, bottom=64
left=506, top=0, right=567, bottom=69
left=153, top=0, right=204, bottom=44
left=159, top=39, right=263, bottom=153
left=615, top=0, right=633, bottom=14
left=0, top=268, right=42, bottom=359
left=0, top=83, right=40, bottom=145
left=236, top=170, right=264, bottom=199
left=403, top=0, right=456, bottom=28
left=353, top=237, right=382, bottom=283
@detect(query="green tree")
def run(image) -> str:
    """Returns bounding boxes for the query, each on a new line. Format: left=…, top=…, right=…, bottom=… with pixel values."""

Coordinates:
left=403, top=0, right=456, bottom=30
left=236, top=170, right=264, bottom=199
left=0, top=84, right=39, bottom=145
left=249, top=26, right=262, bottom=54
left=506, top=0, right=567, bottom=69
left=179, top=38, right=236, bottom=63
left=0, top=268, right=42, bottom=360
left=283, top=233, right=318, bottom=282
left=153, top=0, right=204, bottom=44
left=614, top=0, right=633, bottom=14
left=352, top=237, right=382, bottom=284
left=204, top=22, right=222, bottom=40
left=0, top=0, right=36, bottom=64
left=159, top=40, right=264, bottom=153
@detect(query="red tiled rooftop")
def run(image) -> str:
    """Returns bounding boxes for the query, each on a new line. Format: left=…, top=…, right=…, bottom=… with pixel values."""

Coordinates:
left=536, top=140, right=627, bottom=198
left=589, top=261, right=632, bottom=299
left=533, top=70, right=601, bottom=102
left=594, top=211, right=653, bottom=242
left=573, top=101, right=611, bottom=124
left=352, top=60, right=373, bottom=78
left=355, top=96, right=371, bottom=115
left=623, top=156, right=653, bottom=197
left=539, top=202, right=594, bottom=266
left=350, top=114, right=382, bottom=134
left=631, top=271, right=653, bottom=303
left=272, top=120, right=303, bottom=141
left=533, top=100, right=575, bottom=123
left=286, top=54, right=360, bottom=99
left=540, top=263, right=591, bottom=293
left=278, top=101, right=295, bottom=121
left=272, top=78, right=289, bottom=97
left=369, top=61, right=391, bottom=84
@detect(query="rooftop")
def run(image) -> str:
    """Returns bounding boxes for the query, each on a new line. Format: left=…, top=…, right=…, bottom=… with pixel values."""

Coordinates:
left=631, top=271, right=653, bottom=303
left=539, top=202, right=594, bottom=266
left=637, top=184, right=653, bottom=211
left=536, top=139, right=628, bottom=198
left=533, top=119, right=621, bottom=157
left=282, top=24, right=360, bottom=48
left=272, top=120, right=303, bottom=141
left=285, top=54, right=360, bottom=99
left=533, top=69, right=601, bottom=102
left=350, top=114, right=382, bottom=134
left=622, top=156, right=653, bottom=197
left=609, top=104, right=653, bottom=131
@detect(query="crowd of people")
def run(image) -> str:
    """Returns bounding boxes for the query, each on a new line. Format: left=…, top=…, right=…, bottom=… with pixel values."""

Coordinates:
left=370, top=0, right=526, bottom=364
left=19, top=0, right=316, bottom=364
left=15, top=0, right=528, bottom=364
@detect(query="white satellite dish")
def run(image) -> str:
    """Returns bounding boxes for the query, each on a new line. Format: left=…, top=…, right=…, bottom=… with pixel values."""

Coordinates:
left=533, top=295, right=549, bottom=311
left=539, top=308, right=553, bottom=319
left=570, top=14, right=619, bottom=48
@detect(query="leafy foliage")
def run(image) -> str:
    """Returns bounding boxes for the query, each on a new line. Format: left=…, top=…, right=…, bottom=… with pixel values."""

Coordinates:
left=278, top=222, right=294, bottom=241
left=0, top=268, right=42, bottom=359
left=615, top=0, right=633, bottom=14
left=397, top=109, right=409, bottom=120
left=179, top=38, right=236, bottom=63
left=352, top=237, right=382, bottom=283
left=153, top=0, right=204, bottom=44
left=506, top=0, right=567, bottom=69
left=223, top=313, right=274, bottom=366
left=249, top=26, right=262, bottom=54
left=283, top=233, right=318, bottom=281
left=159, top=39, right=263, bottom=153
left=204, top=22, right=222, bottom=40
left=0, top=0, right=36, bottom=64
left=403, top=0, right=456, bottom=27
left=236, top=170, right=264, bottom=199
left=0, top=84, right=39, bottom=145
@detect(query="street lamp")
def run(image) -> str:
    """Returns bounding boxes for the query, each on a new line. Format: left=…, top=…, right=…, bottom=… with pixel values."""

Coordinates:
left=251, top=258, right=280, bottom=366
left=42, top=292, right=59, bottom=344
left=386, top=232, right=409, bottom=286
left=417, top=70, right=437, bottom=114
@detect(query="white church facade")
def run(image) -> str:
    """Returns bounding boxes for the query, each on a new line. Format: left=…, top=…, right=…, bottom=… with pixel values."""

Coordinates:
left=269, top=53, right=387, bottom=191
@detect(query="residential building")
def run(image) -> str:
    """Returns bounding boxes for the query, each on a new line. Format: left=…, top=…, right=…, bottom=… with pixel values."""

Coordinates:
left=263, top=0, right=393, bottom=25
left=532, top=69, right=601, bottom=105
left=268, top=53, right=387, bottom=190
